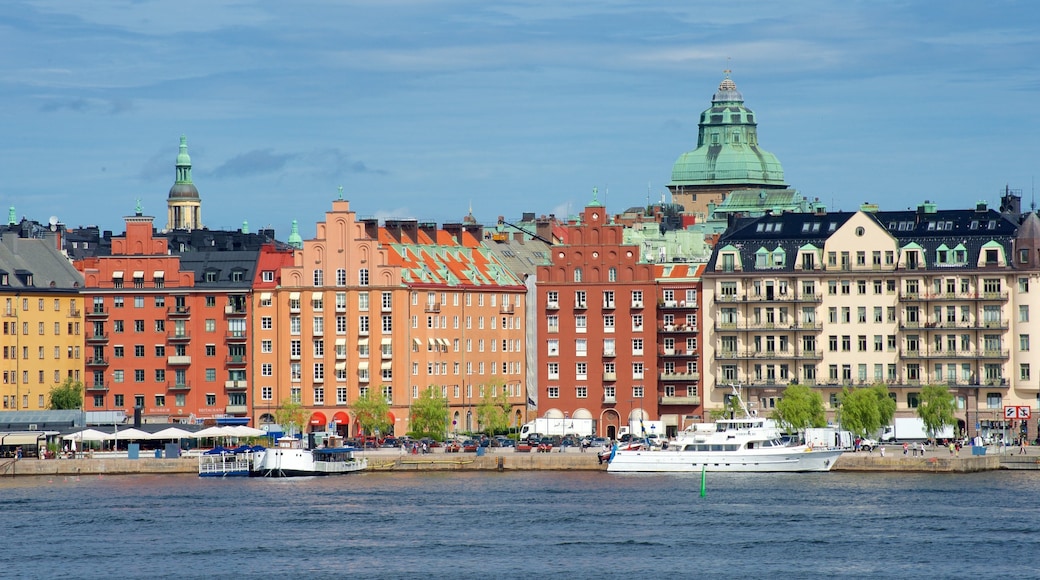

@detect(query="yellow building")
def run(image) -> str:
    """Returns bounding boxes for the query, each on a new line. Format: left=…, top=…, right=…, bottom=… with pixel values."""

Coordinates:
left=0, top=229, right=85, bottom=410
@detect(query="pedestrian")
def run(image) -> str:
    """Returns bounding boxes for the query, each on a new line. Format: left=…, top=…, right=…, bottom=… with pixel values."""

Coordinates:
left=879, top=445, right=885, bottom=457
left=1020, top=439, right=1027, bottom=455
left=903, top=442, right=909, bottom=455
left=949, top=442, right=955, bottom=455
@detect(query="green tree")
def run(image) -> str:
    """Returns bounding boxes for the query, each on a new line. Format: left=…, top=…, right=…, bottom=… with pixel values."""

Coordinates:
left=274, top=399, right=307, bottom=436
left=708, top=396, right=744, bottom=421
left=917, top=384, right=956, bottom=439
left=772, top=384, right=827, bottom=433
left=409, top=386, right=449, bottom=439
left=838, top=384, right=896, bottom=438
left=48, top=377, right=83, bottom=410
left=476, top=381, right=511, bottom=437
left=351, top=387, right=391, bottom=437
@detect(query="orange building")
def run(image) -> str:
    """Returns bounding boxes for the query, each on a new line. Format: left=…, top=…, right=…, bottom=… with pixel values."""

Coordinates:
left=76, top=209, right=273, bottom=423
left=264, top=198, right=528, bottom=437
left=535, top=196, right=658, bottom=439
left=654, top=263, right=705, bottom=430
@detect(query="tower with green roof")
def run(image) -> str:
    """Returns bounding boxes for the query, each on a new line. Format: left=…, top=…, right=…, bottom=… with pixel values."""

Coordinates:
left=166, top=135, right=203, bottom=231
left=668, top=72, right=789, bottom=219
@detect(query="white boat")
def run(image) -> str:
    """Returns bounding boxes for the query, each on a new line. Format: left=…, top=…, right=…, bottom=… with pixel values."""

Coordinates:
left=198, top=445, right=262, bottom=477
left=251, top=437, right=368, bottom=477
left=607, top=416, right=842, bottom=473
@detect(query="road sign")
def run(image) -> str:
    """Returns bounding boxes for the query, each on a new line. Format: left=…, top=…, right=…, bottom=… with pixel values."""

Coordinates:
left=1004, top=406, right=1032, bottom=419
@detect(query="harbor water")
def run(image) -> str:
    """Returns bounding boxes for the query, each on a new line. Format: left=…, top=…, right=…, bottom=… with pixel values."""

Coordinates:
left=2, top=470, right=1038, bottom=579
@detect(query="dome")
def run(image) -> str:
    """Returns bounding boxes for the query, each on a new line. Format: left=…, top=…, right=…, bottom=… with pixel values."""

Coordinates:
left=168, top=182, right=200, bottom=200
left=669, top=73, right=787, bottom=189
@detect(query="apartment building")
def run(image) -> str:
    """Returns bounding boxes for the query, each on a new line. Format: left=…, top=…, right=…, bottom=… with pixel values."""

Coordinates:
left=536, top=197, right=658, bottom=439
left=703, top=200, right=1040, bottom=440
left=265, top=199, right=528, bottom=437
left=0, top=229, right=85, bottom=411
left=655, top=263, right=705, bottom=433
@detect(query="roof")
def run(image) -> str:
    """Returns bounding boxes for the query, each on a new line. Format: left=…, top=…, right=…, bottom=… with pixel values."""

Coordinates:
left=382, top=227, right=526, bottom=288
left=176, top=250, right=260, bottom=289
left=0, top=232, right=84, bottom=290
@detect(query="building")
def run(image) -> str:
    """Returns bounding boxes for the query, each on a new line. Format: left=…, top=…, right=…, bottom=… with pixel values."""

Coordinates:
left=702, top=199, right=1040, bottom=441
left=166, top=135, right=203, bottom=231
left=263, top=197, right=528, bottom=437
left=535, top=194, right=658, bottom=439
left=654, top=262, right=706, bottom=431
left=0, top=228, right=85, bottom=411
left=668, top=72, right=789, bottom=219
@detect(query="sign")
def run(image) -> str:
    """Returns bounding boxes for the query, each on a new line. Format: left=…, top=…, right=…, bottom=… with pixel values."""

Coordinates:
left=1004, top=406, right=1032, bottom=419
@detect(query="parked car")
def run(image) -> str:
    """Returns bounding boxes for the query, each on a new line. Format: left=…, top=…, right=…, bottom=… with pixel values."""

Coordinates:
left=444, top=440, right=461, bottom=453
left=857, top=438, right=878, bottom=452
left=537, top=436, right=559, bottom=453
left=498, top=438, right=515, bottom=448
left=462, top=440, right=479, bottom=452
left=589, top=437, right=610, bottom=449
left=380, top=437, right=399, bottom=448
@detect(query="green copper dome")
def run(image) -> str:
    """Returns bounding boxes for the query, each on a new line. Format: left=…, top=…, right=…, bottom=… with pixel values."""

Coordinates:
left=169, top=135, right=200, bottom=200
left=669, top=73, right=786, bottom=188
left=287, top=219, right=303, bottom=249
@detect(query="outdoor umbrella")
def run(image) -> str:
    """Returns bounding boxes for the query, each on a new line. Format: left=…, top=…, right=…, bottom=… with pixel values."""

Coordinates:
left=149, top=427, right=194, bottom=440
left=62, top=429, right=112, bottom=442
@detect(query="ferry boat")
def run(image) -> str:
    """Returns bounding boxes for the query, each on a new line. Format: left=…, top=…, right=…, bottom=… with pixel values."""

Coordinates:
left=250, top=436, right=367, bottom=477
left=606, top=387, right=844, bottom=473
left=198, top=445, right=261, bottom=477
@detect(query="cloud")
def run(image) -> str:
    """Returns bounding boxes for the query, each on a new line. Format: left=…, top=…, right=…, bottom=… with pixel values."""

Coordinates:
left=208, top=149, right=294, bottom=179
left=38, top=97, right=133, bottom=114
left=306, top=148, right=388, bottom=178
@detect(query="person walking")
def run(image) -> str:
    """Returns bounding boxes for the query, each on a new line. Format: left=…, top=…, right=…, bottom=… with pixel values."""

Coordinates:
left=1020, top=439, right=1027, bottom=455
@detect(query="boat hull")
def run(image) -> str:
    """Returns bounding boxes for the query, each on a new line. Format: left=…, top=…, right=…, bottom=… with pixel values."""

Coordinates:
left=606, top=447, right=843, bottom=473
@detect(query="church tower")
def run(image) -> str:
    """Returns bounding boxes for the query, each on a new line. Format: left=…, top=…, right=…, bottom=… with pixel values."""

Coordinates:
left=166, top=135, right=203, bottom=231
left=668, top=72, right=788, bottom=219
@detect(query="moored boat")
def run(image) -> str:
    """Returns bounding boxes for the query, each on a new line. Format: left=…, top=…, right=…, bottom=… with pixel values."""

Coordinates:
left=250, top=436, right=367, bottom=477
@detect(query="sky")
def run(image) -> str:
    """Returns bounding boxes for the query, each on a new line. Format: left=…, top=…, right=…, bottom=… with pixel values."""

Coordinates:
left=3, top=1, right=1040, bottom=238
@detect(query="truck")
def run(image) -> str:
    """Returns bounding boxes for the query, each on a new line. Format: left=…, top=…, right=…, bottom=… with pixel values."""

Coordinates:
left=518, top=417, right=594, bottom=441
left=617, top=420, right=666, bottom=442
left=804, top=427, right=854, bottom=450
left=880, top=417, right=954, bottom=442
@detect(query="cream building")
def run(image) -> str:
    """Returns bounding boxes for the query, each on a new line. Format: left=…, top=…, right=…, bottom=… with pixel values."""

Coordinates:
left=702, top=200, right=1040, bottom=441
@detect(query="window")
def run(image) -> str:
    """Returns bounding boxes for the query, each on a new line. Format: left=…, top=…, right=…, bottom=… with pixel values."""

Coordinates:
left=359, top=269, right=369, bottom=286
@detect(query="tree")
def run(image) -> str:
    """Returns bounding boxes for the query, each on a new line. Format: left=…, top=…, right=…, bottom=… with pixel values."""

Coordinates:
left=772, top=384, right=826, bottom=433
left=409, top=386, right=449, bottom=439
left=838, top=384, right=896, bottom=438
left=48, top=377, right=83, bottom=410
left=351, top=387, right=391, bottom=437
left=476, top=381, right=511, bottom=437
left=274, top=399, right=307, bottom=436
left=708, top=396, right=744, bottom=421
left=917, top=384, right=956, bottom=439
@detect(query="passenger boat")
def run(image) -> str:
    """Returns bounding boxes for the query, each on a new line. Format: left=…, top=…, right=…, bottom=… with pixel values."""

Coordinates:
left=250, top=436, right=367, bottom=477
left=607, top=388, right=843, bottom=473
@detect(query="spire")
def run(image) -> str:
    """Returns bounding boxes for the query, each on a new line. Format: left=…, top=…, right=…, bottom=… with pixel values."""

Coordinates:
left=7, top=206, right=14, bottom=225
left=588, top=186, right=602, bottom=207
left=287, top=220, right=303, bottom=249
left=175, top=135, right=193, bottom=185
left=135, top=198, right=143, bottom=216
left=242, top=220, right=249, bottom=234
left=338, top=186, right=344, bottom=200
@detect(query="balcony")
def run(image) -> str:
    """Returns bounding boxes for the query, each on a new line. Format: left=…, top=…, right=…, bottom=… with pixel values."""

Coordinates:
left=226, top=332, right=248, bottom=342
left=603, top=372, right=617, bottom=381
left=67, top=308, right=81, bottom=318
left=631, top=300, right=643, bottom=309
left=659, top=300, right=697, bottom=309
left=575, top=301, right=587, bottom=310
left=659, top=349, right=696, bottom=357
left=225, top=405, right=248, bottom=415
left=85, top=357, right=109, bottom=366
left=658, top=324, right=696, bottom=334
left=900, top=349, right=1010, bottom=360
left=500, top=304, right=515, bottom=314
left=86, top=307, right=109, bottom=319
left=224, top=380, right=248, bottom=390
left=602, top=350, right=616, bottom=358
left=659, top=371, right=700, bottom=382
left=224, top=305, right=247, bottom=317
left=358, top=374, right=370, bottom=383
left=85, top=382, right=108, bottom=391
left=602, top=301, right=615, bottom=310
left=86, top=333, right=109, bottom=343
left=603, top=395, right=617, bottom=404
left=546, top=301, right=559, bottom=310
left=226, top=355, right=247, bottom=367
left=659, top=395, right=701, bottom=406
left=166, top=332, right=191, bottom=342
left=424, top=303, right=440, bottom=313
left=900, top=291, right=1009, bottom=302
left=167, top=306, right=191, bottom=317
left=167, top=382, right=191, bottom=391
left=167, top=355, right=191, bottom=365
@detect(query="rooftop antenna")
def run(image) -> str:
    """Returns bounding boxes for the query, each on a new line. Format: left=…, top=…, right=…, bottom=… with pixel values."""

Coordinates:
left=1032, top=176, right=1036, bottom=213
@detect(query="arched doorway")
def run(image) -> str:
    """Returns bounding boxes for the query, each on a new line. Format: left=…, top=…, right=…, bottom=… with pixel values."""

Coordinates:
left=601, top=409, right=621, bottom=439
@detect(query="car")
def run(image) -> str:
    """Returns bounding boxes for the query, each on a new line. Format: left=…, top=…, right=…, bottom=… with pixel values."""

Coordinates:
left=589, top=437, right=610, bottom=449
left=444, top=440, right=461, bottom=453
left=498, top=438, right=515, bottom=448
left=462, top=440, right=479, bottom=452
left=857, top=438, right=879, bottom=452
left=380, top=437, right=399, bottom=448
left=537, top=436, right=559, bottom=453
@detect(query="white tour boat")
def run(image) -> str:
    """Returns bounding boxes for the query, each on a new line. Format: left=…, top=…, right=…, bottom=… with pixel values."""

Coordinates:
left=251, top=436, right=368, bottom=477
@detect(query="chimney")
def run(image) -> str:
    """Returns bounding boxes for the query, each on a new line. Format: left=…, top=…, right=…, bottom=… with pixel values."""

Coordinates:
left=463, top=223, right=484, bottom=241
left=443, top=223, right=464, bottom=244
left=536, top=218, right=553, bottom=243
left=361, top=218, right=379, bottom=240
left=418, top=221, right=438, bottom=242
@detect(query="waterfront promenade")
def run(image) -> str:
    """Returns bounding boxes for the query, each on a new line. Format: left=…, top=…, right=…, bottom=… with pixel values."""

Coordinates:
left=2, top=444, right=1034, bottom=476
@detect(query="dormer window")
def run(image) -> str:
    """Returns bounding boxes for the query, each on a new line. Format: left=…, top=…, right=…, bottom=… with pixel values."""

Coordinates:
left=204, top=270, right=219, bottom=283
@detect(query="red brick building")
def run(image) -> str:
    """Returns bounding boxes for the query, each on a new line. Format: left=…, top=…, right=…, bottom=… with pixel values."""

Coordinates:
left=535, top=197, right=657, bottom=439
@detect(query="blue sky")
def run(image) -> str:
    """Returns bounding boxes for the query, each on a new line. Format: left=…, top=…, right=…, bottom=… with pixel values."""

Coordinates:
left=3, top=1, right=1039, bottom=238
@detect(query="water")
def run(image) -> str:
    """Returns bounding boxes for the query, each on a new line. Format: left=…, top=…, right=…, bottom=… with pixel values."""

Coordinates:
left=2, top=470, right=1038, bottom=579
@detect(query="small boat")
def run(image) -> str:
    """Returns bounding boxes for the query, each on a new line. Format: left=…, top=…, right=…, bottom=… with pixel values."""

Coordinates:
left=607, top=387, right=843, bottom=473
left=198, top=445, right=261, bottom=478
left=250, top=436, right=367, bottom=477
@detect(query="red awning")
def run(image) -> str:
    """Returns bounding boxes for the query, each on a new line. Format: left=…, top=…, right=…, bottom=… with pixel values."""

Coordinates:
left=386, top=412, right=396, bottom=426
left=332, top=411, right=349, bottom=425
left=309, top=411, right=327, bottom=426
